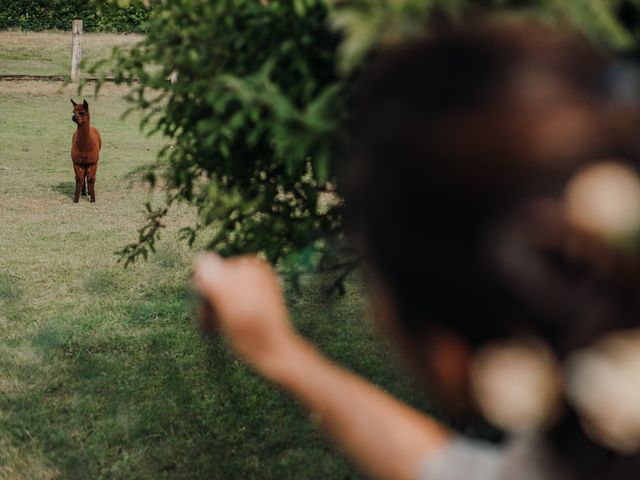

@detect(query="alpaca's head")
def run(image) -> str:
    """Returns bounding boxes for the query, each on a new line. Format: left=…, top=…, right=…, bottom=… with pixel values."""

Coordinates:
left=71, top=99, right=90, bottom=126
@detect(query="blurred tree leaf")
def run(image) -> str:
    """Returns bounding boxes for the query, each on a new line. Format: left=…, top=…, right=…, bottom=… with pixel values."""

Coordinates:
left=95, top=0, right=639, bottom=272
left=327, top=0, right=640, bottom=73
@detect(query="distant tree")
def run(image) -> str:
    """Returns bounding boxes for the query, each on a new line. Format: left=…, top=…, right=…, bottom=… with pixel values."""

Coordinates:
left=98, top=0, right=639, bottom=276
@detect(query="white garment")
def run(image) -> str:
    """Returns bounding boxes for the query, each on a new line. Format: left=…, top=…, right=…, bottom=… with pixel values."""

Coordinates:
left=419, top=437, right=564, bottom=480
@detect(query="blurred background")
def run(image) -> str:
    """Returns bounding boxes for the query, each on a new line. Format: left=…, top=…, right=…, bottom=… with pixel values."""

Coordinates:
left=0, top=1, right=638, bottom=478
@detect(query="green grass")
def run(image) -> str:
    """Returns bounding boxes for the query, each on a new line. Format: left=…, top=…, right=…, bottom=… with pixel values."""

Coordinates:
left=0, top=31, right=142, bottom=77
left=0, top=40, right=433, bottom=479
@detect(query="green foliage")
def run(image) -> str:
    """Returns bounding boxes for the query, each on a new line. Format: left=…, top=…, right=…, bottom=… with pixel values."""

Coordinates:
left=328, top=0, right=467, bottom=74
left=0, top=0, right=155, bottom=32
left=330, top=0, right=640, bottom=73
left=102, top=0, right=639, bottom=269
left=103, top=0, right=346, bottom=268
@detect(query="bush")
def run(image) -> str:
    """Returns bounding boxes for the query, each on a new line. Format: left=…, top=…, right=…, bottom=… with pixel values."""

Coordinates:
left=99, top=0, right=639, bottom=275
left=0, top=0, right=155, bottom=32
left=103, top=0, right=348, bottom=275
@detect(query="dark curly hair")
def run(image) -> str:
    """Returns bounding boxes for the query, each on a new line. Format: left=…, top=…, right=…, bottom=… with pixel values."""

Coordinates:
left=344, top=19, right=640, bottom=480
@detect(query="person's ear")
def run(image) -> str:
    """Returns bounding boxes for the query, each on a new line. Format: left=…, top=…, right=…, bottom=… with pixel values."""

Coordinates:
left=371, top=283, right=399, bottom=336
left=421, top=329, right=471, bottom=409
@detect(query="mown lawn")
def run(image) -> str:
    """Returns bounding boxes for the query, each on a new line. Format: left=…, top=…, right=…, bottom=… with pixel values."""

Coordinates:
left=0, top=30, right=142, bottom=77
left=0, top=36, right=432, bottom=479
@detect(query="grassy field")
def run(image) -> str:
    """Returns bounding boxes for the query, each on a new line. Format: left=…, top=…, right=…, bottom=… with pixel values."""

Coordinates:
left=0, top=35, right=431, bottom=479
left=0, top=31, right=143, bottom=77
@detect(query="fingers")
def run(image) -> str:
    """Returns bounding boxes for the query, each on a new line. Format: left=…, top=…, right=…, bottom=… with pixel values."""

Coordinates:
left=192, top=253, right=225, bottom=337
left=192, top=252, right=275, bottom=311
left=192, top=252, right=226, bottom=301
left=192, top=252, right=293, bottom=363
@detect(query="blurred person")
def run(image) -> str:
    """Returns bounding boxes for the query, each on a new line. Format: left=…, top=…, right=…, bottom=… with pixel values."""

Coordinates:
left=193, top=19, right=640, bottom=480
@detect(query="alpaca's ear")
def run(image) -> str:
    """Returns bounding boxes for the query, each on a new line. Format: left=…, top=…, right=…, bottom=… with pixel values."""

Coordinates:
left=71, top=98, right=77, bottom=106
left=82, top=99, right=89, bottom=111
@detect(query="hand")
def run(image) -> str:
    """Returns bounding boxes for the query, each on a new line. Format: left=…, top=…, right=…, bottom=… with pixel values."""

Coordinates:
left=192, top=253, right=297, bottom=369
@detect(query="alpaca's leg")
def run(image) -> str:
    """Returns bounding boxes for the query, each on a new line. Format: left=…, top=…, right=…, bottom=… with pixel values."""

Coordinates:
left=87, top=164, right=98, bottom=203
left=82, top=166, right=89, bottom=196
left=73, top=164, right=85, bottom=203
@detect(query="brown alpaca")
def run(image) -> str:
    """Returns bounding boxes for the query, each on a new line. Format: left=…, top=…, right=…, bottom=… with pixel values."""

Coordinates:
left=71, top=99, right=102, bottom=203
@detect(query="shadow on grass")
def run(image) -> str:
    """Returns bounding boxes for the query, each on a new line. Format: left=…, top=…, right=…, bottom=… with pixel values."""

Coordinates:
left=51, top=181, right=75, bottom=200
left=0, top=272, right=22, bottom=321
left=84, top=270, right=120, bottom=295
left=5, top=279, right=428, bottom=479
left=11, top=283, right=362, bottom=479
left=0, top=272, right=21, bottom=303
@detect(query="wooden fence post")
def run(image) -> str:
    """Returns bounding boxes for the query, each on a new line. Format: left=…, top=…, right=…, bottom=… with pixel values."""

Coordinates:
left=71, top=20, right=83, bottom=83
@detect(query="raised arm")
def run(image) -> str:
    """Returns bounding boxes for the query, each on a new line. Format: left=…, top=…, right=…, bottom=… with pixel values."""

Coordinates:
left=193, top=253, right=451, bottom=480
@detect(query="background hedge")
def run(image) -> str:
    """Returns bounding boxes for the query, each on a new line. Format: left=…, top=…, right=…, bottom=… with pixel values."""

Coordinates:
left=0, top=0, right=155, bottom=32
